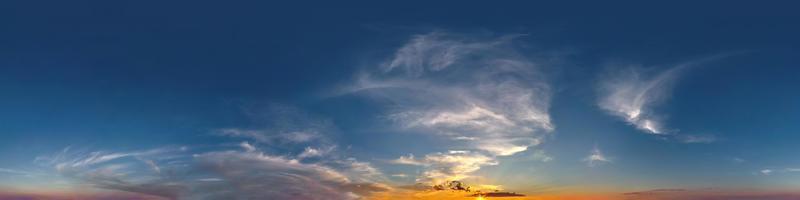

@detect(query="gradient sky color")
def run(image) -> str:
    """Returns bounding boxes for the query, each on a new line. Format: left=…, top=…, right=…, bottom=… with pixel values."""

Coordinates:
left=2, top=1, right=800, bottom=200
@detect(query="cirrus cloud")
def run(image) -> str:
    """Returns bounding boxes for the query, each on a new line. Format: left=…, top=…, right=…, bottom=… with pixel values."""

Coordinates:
left=348, top=31, right=555, bottom=185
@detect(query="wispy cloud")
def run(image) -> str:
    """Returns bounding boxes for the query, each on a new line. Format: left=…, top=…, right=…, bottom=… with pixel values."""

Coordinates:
left=346, top=31, right=555, bottom=184
left=597, top=56, right=731, bottom=142
left=0, top=168, right=44, bottom=177
left=678, top=134, right=718, bottom=144
left=215, top=104, right=332, bottom=146
left=391, top=173, right=408, bottom=178
left=597, top=64, right=687, bottom=134
left=390, top=151, right=497, bottom=183
left=34, top=105, right=390, bottom=200
left=583, top=145, right=611, bottom=167
left=530, top=150, right=554, bottom=162
left=759, top=168, right=800, bottom=176
left=195, top=151, right=389, bottom=199
left=390, top=154, right=426, bottom=166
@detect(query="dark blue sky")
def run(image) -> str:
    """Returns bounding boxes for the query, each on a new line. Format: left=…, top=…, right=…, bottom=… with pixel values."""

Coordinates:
left=1, top=1, right=800, bottom=199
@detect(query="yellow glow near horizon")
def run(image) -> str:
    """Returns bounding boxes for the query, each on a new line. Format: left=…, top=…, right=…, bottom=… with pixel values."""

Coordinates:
left=475, top=196, right=486, bottom=200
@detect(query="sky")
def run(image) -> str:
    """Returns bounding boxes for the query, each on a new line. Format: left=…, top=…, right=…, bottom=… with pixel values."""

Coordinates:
left=1, top=1, right=800, bottom=200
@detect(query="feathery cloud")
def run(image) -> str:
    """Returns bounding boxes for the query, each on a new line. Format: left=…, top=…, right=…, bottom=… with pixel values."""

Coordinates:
left=597, top=56, right=729, bottom=139
left=597, top=65, right=686, bottom=134
left=347, top=31, right=555, bottom=184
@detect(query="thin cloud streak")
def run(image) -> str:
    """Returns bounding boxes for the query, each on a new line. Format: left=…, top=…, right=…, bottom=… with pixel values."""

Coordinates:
left=759, top=167, right=800, bottom=176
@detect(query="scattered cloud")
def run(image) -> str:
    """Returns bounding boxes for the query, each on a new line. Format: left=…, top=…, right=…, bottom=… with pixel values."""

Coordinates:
left=785, top=168, right=800, bottom=172
left=530, top=150, right=554, bottom=162
left=298, top=146, right=334, bottom=159
left=678, top=134, right=718, bottom=144
left=390, top=154, right=426, bottom=166
left=597, top=64, right=688, bottom=135
left=759, top=168, right=800, bottom=176
left=391, top=173, right=408, bottom=178
left=238, top=141, right=257, bottom=152
left=215, top=104, right=334, bottom=146
left=216, top=128, right=322, bottom=144
left=0, top=168, right=38, bottom=176
left=584, top=145, right=611, bottom=167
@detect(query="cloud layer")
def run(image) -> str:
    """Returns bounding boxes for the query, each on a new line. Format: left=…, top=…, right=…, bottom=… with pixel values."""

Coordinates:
left=34, top=106, right=388, bottom=200
left=347, top=31, right=554, bottom=184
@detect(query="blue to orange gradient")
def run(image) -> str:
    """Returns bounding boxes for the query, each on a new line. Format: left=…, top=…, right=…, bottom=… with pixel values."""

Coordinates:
left=2, top=1, right=800, bottom=200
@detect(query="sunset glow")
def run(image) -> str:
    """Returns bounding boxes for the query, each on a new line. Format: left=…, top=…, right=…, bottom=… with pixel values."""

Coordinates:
left=2, top=1, right=800, bottom=200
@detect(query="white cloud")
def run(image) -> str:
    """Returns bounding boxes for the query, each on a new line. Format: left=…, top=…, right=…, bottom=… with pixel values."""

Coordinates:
left=390, top=151, right=498, bottom=184
left=760, top=168, right=800, bottom=176
left=530, top=150, right=554, bottom=162
left=239, top=141, right=257, bottom=152
left=298, top=146, right=333, bottom=159
left=348, top=31, right=555, bottom=184
left=216, top=128, right=321, bottom=144
left=215, top=104, right=332, bottom=146
left=0, top=168, right=43, bottom=177
left=196, top=178, right=223, bottom=182
left=785, top=168, right=800, bottom=172
left=36, top=147, right=189, bottom=199
left=391, top=173, right=408, bottom=178
left=139, top=158, right=161, bottom=174
left=597, top=65, right=686, bottom=135
left=597, top=56, right=730, bottom=139
left=390, top=154, right=426, bottom=166
left=584, top=145, right=611, bottom=167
